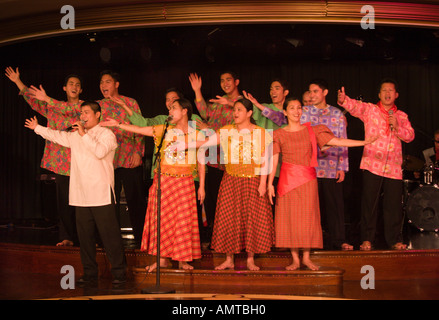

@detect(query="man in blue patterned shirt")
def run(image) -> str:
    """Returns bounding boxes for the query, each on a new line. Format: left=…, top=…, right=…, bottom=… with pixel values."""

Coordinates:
left=301, top=79, right=352, bottom=250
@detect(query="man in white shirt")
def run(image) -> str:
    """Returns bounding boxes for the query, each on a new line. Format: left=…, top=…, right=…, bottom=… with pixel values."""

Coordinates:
left=25, top=101, right=126, bottom=286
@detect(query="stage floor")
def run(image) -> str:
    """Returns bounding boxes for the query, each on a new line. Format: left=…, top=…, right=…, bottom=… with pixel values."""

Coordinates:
left=2, top=269, right=439, bottom=300
left=1, top=220, right=439, bottom=300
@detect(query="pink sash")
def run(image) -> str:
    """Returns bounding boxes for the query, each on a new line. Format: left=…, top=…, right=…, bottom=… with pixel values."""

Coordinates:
left=277, top=123, right=318, bottom=197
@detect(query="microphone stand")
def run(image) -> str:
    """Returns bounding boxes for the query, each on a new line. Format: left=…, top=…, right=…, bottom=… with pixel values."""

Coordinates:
left=142, top=119, right=175, bottom=294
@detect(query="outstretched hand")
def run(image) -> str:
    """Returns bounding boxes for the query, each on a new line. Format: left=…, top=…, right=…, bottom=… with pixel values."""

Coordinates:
left=337, top=86, right=346, bottom=105
left=5, top=66, right=20, bottom=83
left=24, top=116, right=38, bottom=130
left=242, top=90, right=258, bottom=105
left=28, top=85, right=48, bottom=102
left=109, top=96, right=133, bottom=116
left=100, top=117, right=119, bottom=127
left=364, top=135, right=379, bottom=145
left=195, top=118, right=209, bottom=130
left=209, top=95, right=229, bottom=106
left=109, top=95, right=125, bottom=106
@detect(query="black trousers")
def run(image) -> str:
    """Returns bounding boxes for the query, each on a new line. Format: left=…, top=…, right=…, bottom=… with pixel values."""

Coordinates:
left=203, top=166, right=224, bottom=242
left=361, top=170, right=404, bottom=247
left=75, top=195, right=126, bottom=280
left=317, top=177, right=347, bottom=249
left=54, top=173, right=78, bottom=244
left=114, top=166, right=147, bottom=244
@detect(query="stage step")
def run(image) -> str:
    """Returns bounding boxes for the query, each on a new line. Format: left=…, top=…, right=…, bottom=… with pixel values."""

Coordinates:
left=1, top=243, right=439, bottom=283
left=132, top=265, right=345, bottom=297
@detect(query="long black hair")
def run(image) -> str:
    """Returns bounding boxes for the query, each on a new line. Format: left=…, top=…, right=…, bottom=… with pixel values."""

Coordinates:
left=174, top=98, right=193, bottom=120
left=234, top=97, right=255, bottom=124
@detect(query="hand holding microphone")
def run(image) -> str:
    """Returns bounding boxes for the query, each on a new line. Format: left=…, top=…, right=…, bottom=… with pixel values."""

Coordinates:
left=388, top=110, right=396, bottom=131
left=65, top=120, right=85, bottom=132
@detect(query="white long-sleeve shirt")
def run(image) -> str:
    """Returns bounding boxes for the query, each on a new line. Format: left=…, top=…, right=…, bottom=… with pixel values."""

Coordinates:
left=34, top=124, right=118, bottom=207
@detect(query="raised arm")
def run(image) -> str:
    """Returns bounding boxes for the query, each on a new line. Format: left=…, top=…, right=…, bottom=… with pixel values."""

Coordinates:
left=243, top=90, right=286, bottom=127
left=243, top=90, right=265, bottom=111
left=337, top=86, right=371, bottom=121
left=25, top=116, right=71, bottom=148
left=5, top=66, right=26, bottom=91
left=189, top=73, right=209, bottom=120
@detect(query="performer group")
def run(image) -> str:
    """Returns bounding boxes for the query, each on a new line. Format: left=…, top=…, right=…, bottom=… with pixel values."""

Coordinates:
left=6, top=66, right=419, bottom=285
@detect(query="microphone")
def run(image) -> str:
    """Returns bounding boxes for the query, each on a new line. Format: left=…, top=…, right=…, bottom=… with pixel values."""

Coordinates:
left=388, top=110, right=394, bottom=131
left=165, top=115, right=173, bottom=123
left=65, top=120, right=85, bottom=131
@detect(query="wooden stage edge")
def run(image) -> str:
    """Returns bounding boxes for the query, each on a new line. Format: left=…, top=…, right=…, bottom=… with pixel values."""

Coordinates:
left=1, top=242, right=438, bottom=283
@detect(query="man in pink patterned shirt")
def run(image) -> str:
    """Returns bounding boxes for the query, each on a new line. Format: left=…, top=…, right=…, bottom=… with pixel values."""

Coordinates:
left=5, top=66, right=82, bottom=247
left=98, top=70, right=146, bottom=246
left=338, top=79, right=415, bottom=250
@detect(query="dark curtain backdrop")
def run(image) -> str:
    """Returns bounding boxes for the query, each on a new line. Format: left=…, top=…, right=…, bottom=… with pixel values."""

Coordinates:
left=1, top=25, right=438, bottom=226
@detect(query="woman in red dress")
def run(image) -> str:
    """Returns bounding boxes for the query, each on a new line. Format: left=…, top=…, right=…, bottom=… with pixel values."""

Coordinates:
left=268, top=97, right=375, bottom=270
left=101, top=98, right=205, bottom=272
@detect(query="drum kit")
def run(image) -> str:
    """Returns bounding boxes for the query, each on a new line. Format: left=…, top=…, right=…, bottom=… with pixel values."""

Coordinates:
left=403, top=155, right=439, bottom=232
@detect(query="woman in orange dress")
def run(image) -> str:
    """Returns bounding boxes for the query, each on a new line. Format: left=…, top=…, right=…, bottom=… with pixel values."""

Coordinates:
left=268, top=97, right=375, bottom=270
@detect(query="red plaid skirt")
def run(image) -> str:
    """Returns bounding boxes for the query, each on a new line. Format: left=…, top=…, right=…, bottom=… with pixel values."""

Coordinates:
left=275, top=178, right=323, bottom=249
left=140, top=174, right=201, bottom=261
left=211, top=172, right=274, bottom=254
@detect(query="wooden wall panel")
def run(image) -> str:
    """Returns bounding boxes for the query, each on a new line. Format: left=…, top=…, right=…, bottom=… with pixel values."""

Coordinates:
left=1, top=1, right=439, bottom=46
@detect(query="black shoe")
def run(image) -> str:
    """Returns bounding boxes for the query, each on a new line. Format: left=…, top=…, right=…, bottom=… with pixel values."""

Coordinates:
left=76, top=276, right=98, bottom=287
left=112, top=278, right=127, bottom=285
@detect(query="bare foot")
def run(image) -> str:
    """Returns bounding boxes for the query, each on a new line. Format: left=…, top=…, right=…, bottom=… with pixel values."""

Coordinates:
left=145, top=263, right=157, bottom=273
left=285, top=262, right=300, bottom=271
left=145, top=258, right=171, bottom=272
left=302, top=258, right=319, bottom=270
left=391, top=242, right=407, bottom=250
left=246, top=258, right=260, bottom=271
left=360, top=241, right=372, bottom=251
left=215, top=260, right=234, bottom=270
left=179, top=261, right=194, bottom=270
left=341, top=243, right=354, bottom=251
left=56, top=240, right=73, bottom=246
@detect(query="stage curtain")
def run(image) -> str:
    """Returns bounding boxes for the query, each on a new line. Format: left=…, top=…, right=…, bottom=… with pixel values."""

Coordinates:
left=1, top=28, right=438, bottom=221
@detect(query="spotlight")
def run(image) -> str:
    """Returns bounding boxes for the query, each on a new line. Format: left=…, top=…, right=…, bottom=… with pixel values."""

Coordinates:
left=87, top=32, right=97, bottom=42
left=100, top=47, right=111, bottom=63
left=285, top=38, right=304, bottom=48
left=345, top=37, right=365, bottom=47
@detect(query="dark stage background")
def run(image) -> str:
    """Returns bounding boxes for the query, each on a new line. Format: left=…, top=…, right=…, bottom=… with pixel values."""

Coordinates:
left=1, top=24, right=438, bottom=237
